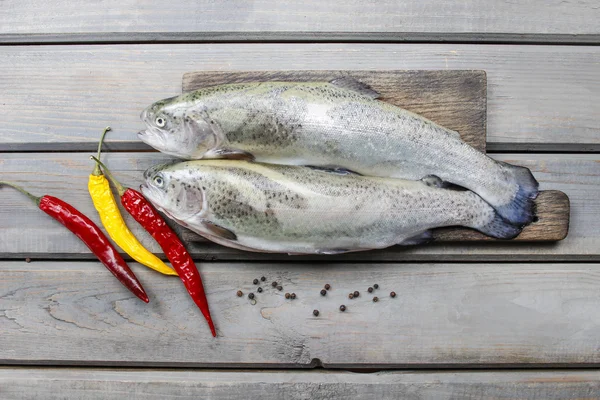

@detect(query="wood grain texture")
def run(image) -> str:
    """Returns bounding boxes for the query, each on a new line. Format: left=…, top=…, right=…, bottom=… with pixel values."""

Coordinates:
left=1, top=0, right=599, bottom=39
left=3, top=369, right=600, bottom=399
left=182, top=70, right=487, bottom=152
left=0, top=44, right=599, bottom=151
left=4, top=261, right=600, bottom=367
left=0, top=153, right=581, bottom=261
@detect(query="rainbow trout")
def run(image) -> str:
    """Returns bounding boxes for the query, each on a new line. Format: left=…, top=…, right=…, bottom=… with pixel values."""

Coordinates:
left=140, top=160, right=521, bottom=255
left=138, top=78, right=538, bottom=226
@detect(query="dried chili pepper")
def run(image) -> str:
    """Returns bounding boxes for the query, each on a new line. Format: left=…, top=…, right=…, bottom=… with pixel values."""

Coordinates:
left=91, top=157, right=216, bottom=337
left=88, top=127, right=177, bottom=276
left=0, top=181, right=149, bottom=303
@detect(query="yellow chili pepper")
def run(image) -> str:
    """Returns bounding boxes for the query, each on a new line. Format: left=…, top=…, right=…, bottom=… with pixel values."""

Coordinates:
left=88, top=127, right=177, bottom=276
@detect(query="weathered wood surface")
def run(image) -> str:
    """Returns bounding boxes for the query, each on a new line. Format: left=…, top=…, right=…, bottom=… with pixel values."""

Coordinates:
left=4, top=261, right=600, bottom=367
left=183, top=70, right=487, bottom=152
left=1, top=0, right=599, bottom=43
left=3, top=369, right=600, bottom=400
left=1, top=44, right=599, bottom=151
left=0, top=153, right=580, bottom=261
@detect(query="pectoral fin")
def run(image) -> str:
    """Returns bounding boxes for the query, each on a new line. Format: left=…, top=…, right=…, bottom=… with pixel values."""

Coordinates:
left=202, top=221, right=238, bottom=241
left=329, top=77, right=380, bottom=99
left=208, top=148, right=255, bottom=161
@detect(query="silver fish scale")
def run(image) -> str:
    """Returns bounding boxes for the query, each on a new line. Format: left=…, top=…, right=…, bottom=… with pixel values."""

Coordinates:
left=146, top=161, right=506, bottom=254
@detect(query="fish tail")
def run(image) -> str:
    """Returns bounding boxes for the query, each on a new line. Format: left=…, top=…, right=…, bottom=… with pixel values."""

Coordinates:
left=477, top=211, right=522, bottom=239
left=494, top=161, right=539, bottom=226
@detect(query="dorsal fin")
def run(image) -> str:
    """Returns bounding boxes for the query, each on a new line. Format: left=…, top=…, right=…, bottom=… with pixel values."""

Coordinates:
left=329, top=77, right=380, bottom=99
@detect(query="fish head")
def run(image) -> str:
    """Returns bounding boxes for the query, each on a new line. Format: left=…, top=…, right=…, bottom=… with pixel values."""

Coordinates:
left=138, top=96, right=220, bottom=159
left=141, top=163, right=206, bottom=222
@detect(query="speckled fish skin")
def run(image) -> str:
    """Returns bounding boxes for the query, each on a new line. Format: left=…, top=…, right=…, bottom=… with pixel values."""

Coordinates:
left=140, top=160, right=521, bottom=255
left=139, top=80, right=538, bottom=227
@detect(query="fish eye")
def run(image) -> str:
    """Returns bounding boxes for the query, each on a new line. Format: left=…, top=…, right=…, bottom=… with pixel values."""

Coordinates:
left=155, top=117, right=166, bottom=127
left=153, top=175, right=164, bottom=187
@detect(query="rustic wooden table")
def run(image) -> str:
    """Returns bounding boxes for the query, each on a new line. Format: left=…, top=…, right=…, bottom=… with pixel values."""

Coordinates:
left=1, top=1, right=600, bottom=398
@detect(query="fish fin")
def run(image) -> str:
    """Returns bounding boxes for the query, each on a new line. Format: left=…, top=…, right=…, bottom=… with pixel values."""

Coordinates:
left=305, top=165, right=361, bottom=175
left=316, top=249, right=351, bottom=255
left=329, top=77, right=380, bottom=99
left=208, top=148, right=255, bottom=161
left=494, top=161, right=540, bottom=226
left=420, top=175, right=467, bottom=191
left=445, top=128, right=462, bottom=139
left=399, top=230, right=433, bottom=246
left=478, top=212, right=522, bottom=239
left=201, top=221, right=238, bottom=241
left=421, top=175, right=445, bottom=188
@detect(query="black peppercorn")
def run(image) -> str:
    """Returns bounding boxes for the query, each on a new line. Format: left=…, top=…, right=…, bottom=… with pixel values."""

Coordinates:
left=339, top=305, right=346, bottom=312
left=313, top=310, right=319, bottom=316
left=253, top=278, right=259, bottom=284
left=272, top=281, right=278, bottom=287
left=373, top=296, right=379, bottom=302
left=257, top=287, right=263, bottom=293
left=277, top=285, right=283, bottom=291
left=236, top=290, right=243, bottom=297
left=353, top=291, right=359, bottom=298
left=324, top=284, right=331, bottom=290
left=348, top=293, right=354, bottom=299
left=248, top=293, right=255, bottom=299
left=261, top=276, right=266, bottom=282
left=285, top=293, right=291, bottom=299
left=390, top=291, right=396, bottom=298
left=291, top=293, right=296, bottom=299
left=368, top=287, right=374, bottom=293
left=320, top=289, right=327, bottom=296
left=374, top=284, right=379, bottom=289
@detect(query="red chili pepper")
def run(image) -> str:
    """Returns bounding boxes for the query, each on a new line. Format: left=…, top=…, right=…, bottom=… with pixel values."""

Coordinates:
left=0, top=181, right=149, bottom=303
left=91, top=157, right=216, bottom=337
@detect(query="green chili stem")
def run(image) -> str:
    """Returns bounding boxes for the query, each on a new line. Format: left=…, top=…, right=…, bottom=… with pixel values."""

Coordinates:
left=90, top=156, right=127, bottom=197
left=0, top=181, right=42, bottom=206
left=92, top=126, right=111, bottom=176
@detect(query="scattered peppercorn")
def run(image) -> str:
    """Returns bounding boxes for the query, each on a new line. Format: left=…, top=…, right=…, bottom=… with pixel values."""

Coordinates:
left=313, top=310, right=319, bottom=316
left=257, top=287, right=263, bottom=293
left=272, top=281, right=277, bottom=287
left=348, top=293, right=354, bottom=299
left=390, top=291, right=396, bottom=298
left=339, top=305, right=346, bottom=312
left=248, top=293, right=255, bottom=299
left=324, top=283, right=331, bottom=290
left=374, top=284, right=379, bottom=289
left=285, top=293, right=291, bottom=299
left=320, top=289, right=327, bottom=296
left=373, top=296, right=379, bottom=302
left=236, top=290, right=243, bottom=297
left=250, top=299, right=257, bottom=306
left=368, top=287, right=374, bottom=293
left=277, top=285, right=283, bottom=291
left=253, top=278, right=259, bottom=285
left=291, top=293, right=296, bottom=299
left=25, top=258, right=31, bottom=263
left=353, top=291, right=359, bottom=298
left=261, top=276, right=266, bottom=282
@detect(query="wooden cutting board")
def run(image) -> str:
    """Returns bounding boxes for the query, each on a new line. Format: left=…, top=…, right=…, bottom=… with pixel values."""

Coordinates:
left=182, top=70, right=569, bottom=242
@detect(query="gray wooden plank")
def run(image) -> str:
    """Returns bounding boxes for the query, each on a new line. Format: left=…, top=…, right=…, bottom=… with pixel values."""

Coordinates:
left=3, top=32, right=600, bottom=45
left=4, top=261, right=600, bottom=367
left=3, top=368, right=600, bottom=399
left=0, top=153, right=585, bottom=261
left=182, top=69, right=488, bottom=152
left=1, top=0, right=599, bottom=41
left=0, top=44, right=599, bottom=151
